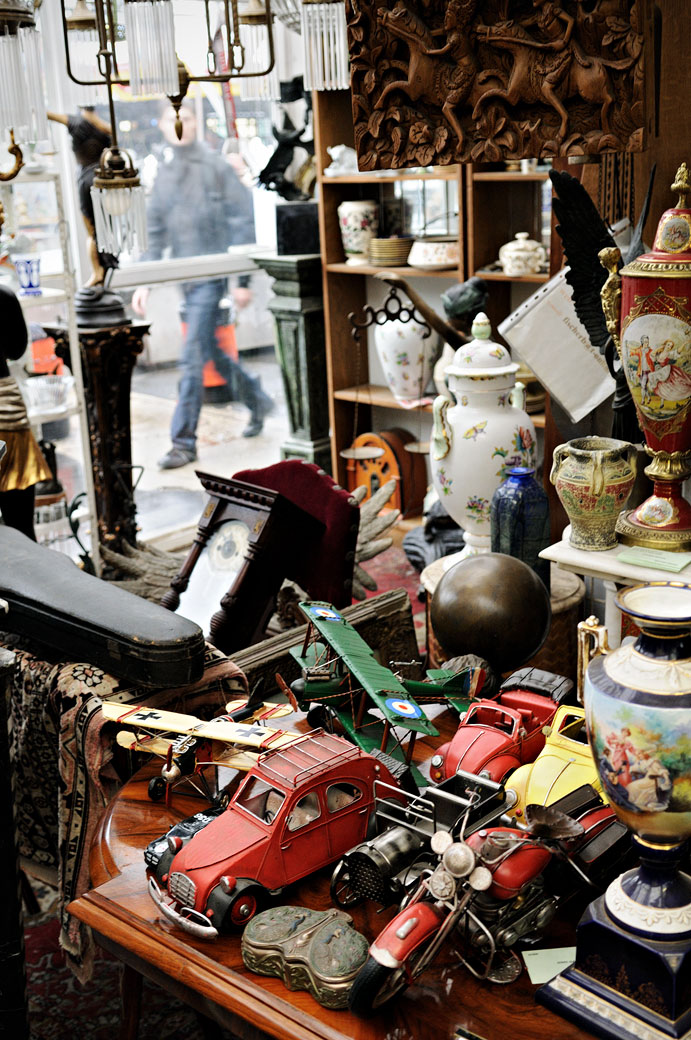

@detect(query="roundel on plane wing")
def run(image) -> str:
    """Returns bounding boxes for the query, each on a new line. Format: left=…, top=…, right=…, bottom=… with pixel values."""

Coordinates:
left=385, top=697, right=423, bottom=719
left=308, top=606, right=343, bottom=622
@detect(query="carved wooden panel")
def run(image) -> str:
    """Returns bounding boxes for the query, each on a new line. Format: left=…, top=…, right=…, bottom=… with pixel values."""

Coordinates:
left=347, top=0, right=653, bottom=168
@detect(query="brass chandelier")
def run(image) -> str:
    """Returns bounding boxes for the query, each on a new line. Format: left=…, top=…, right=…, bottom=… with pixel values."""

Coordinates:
left=59, top=0, right=276, bottom=252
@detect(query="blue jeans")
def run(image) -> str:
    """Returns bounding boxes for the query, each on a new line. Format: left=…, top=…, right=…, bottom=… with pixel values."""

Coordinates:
left=170, top=279, right=259, bottom=452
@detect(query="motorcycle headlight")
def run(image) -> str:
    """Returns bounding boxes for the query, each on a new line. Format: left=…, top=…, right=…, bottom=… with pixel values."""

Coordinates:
left=428, top=867, right=456, bottom=901
left=442, top=841, right=475, bottom=879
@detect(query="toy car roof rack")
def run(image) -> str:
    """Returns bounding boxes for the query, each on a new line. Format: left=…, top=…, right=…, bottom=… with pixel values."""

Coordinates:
left=257, top=729, right=362, bottom=787
left=373, top=769, right=509, bottom=840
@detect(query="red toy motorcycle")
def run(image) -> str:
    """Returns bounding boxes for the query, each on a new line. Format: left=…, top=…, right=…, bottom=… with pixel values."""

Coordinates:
left=348, top=787, right=629, bottom=1016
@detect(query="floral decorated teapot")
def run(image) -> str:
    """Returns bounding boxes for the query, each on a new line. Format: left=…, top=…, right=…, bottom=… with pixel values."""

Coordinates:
left=498, top=232, right=546, bottom=277
left=430, top=313, right=537, bottom=562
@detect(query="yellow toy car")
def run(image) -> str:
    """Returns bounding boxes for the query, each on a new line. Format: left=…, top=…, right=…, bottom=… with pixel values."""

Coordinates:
left=505, top=704, right=605, bottom=818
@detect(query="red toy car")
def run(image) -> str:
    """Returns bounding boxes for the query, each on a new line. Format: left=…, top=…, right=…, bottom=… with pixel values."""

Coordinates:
left=429, top=688, right=560, bottom=784
left=147, top=731, right=405, bottom=938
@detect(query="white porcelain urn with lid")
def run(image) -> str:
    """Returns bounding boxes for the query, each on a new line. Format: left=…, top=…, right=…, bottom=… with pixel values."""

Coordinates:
left=498, top=231, right=546, bottom=277
left=430, top=313, right=537, bottom=564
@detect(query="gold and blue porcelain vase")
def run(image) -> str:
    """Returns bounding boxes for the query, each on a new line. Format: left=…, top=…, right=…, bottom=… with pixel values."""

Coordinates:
left=539, top=581, right=691, bottom=1040
left=430, top=312, right=536, bottom=564
left=490, top=465, right=550, bottom=591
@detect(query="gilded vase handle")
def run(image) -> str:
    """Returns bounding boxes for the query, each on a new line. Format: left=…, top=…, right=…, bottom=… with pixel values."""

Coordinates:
left=577, top=615, right=610, bottom=705
left=549, top=443, right=568, bottom=486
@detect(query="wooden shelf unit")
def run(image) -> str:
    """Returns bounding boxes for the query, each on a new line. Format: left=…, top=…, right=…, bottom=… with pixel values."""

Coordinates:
left=319, top=166, right=459, bottom=184
left=325, top=262, right=459, bottom=278
left=314, top=91, right=551, bottom=484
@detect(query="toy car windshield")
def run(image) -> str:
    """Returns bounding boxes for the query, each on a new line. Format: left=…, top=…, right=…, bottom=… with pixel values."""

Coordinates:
left=465, top=703, right=518, bottom=735
left=235, top=776, right=286, bottom=823
left=557, top=714, right=589, bottom=743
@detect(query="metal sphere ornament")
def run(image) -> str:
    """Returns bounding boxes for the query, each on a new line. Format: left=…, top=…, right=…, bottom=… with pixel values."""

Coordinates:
left=430, top=552, right=551, bottom=674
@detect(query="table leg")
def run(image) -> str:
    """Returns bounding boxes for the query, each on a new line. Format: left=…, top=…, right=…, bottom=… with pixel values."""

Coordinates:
left=118, top=963, right=142, bottom=1040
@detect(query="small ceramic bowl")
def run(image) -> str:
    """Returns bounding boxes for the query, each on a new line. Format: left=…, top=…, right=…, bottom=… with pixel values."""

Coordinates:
left=407, top=235, right=459, bottom=270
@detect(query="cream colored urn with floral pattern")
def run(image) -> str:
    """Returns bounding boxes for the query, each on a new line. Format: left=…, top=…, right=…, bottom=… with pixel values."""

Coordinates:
left=430, top=313, right=536, bottom=564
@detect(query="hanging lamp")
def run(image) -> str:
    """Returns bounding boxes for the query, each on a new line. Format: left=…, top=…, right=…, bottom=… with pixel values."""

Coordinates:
left=63, top=0, right=108, bottom=106
left=300, top=0, right=349, bottom=92
left=238, top=0, right=280, bottom=101
left=0, top=0, right=48, bottom=154
left=122, top=0, right=179, bottom=96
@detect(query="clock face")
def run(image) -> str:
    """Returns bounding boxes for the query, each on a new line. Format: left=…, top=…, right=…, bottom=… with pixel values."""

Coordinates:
left=176, top=519, right=250, bottom=637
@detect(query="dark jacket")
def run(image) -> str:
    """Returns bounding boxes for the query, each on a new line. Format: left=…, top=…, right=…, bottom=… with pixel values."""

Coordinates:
left=143, top=142, right=255, bottom=261
left=0, top=284, right=28, bottom=378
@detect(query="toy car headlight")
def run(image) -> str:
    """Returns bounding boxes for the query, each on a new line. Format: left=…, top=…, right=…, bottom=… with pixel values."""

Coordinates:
left=167, top=835, right=183, bottom=853
left=219, top=875, right=237, bottom=895
left=431, top=754, right=443, bottom=769
left=479, top=769, right=491, bottom=780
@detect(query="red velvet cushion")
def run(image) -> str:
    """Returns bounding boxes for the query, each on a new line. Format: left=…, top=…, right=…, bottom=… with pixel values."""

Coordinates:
left=233, top=460, right=360, bottom=607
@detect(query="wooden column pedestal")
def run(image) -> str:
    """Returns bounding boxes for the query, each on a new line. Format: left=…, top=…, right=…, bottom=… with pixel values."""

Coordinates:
left=45, top=321, right=149, bottom=554
left=252, top=254, right=331, bottom=473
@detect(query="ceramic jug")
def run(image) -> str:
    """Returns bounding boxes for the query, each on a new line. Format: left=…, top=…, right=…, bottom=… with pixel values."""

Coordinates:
left=550, top=436, right=637, bottom=551
left=498, top=232, right=546, bottom=277
left=430, top=313, right=536, bottom=562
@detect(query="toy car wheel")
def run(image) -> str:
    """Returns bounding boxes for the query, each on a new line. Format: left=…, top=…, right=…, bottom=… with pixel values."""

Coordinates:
left=330, top=861, right=364, bottom=908
left=148, top=776, right=167, bottom=802
left=226, top=887, right=262, bottom=928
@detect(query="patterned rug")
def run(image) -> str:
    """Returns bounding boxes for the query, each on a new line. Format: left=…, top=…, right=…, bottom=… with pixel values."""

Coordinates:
left=25, top=911, right=235, bottom=1040
left=359, top=544, right=427, bottom=653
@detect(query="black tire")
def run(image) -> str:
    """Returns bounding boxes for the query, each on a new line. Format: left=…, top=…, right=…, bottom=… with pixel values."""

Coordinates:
left=306, top=704, right=335, bottom=731
left=348, top=956, right=410, bottom=1016
left=222, top=885, right=265, bottom=930
left=330, top=860, right=365, bottom=908
left=369, top=748, right=418, bottom=795
left=148, top=776, right=167, bottom=802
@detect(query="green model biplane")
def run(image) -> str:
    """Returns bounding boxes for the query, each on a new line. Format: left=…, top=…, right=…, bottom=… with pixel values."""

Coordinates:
left=287, top=600, right=486, bottom=779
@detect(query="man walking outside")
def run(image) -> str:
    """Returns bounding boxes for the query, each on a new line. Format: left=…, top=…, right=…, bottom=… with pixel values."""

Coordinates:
left=133, top=103, right=273, bottom=469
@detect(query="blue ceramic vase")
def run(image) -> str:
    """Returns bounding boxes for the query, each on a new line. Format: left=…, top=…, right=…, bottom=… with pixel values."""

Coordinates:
left=490, top=466, right=550, bottom=591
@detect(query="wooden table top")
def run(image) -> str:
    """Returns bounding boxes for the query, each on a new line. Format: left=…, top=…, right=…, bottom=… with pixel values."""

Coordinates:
left=69, top=708, right=594, bottom=1040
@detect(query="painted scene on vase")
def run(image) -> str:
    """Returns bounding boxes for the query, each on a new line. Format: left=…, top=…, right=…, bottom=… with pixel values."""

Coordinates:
left=586, top=694, right=691, bottom=827
left=622, top=307, right=691, bottom=425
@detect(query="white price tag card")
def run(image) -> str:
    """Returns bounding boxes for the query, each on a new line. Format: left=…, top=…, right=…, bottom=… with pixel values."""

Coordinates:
left=523, top=947, right=577, bottom=985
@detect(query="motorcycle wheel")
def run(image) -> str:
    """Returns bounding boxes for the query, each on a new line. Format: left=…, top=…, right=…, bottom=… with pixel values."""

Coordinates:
left=349, top=938, right=433, bottom=1017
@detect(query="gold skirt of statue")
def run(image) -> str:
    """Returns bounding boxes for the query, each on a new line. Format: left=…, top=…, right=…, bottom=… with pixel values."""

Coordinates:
left=0, top=375, right=51, bottom=492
